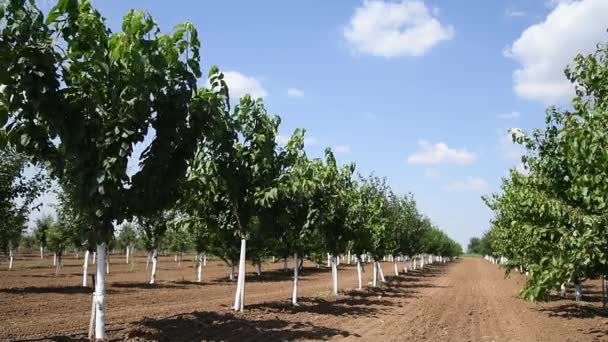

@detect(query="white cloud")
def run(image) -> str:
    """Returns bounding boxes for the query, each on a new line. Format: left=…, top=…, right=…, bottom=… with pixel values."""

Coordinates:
left=424, top=168, right=440, bottom=179
left=407, top=140, right=477, bottom=165
left=499, top=111, right=521, bottom=119
left=276, top=134, right=290, bottom=146
left=334, top=145, right=352, bottom=154
left=498, top=131, right=525, bottom=163
left=505, top=0, right=608, bottom=104
left=445, top=177, right=488, bottom=192
left=343, top=0, right=454, bottom=58
left=506, top=9, right=526, bottom=17
left=287, top=88, right=304, bottom=98
left=305, top=136, right=318, bottom=146
left=223, top=71, right=268, bottom=100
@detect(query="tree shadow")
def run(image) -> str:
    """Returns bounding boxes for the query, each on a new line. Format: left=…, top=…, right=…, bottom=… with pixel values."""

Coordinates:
left=537, top=303, right=608, bottom=319
left=212, top=266, right=329, bottom=284
left=247, top=295, right=391, bottom=317
left=0, top=286, right=93, bottom=295
left=128, top=310, right=352, bottom=341
left=111, top=281, right=190, bottom=290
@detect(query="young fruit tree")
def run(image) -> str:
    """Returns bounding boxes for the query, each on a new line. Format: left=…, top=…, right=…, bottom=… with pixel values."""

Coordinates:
left=485, top=37, right=608, bottom=301
left=0, top=146, right=46, bottom=269
left=272, top=129, right=319, bottom=304
left=116, top=222, right=138, bottom=265
left=0, top=0, right=225, bottom=338
left=315, top=149, right=355, bottom=295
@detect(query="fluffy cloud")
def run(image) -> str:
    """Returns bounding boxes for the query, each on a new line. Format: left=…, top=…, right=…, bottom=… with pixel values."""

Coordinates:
left=499, top=111, right=521, bottom=119
left=407, top=140, right=477, bottom=165
left=505, top=0, right=608, bottom=104
left=223, top=71, right=268, bottom=100
left=343, top=0, right=454, bottom=58
left=505, top=9, right=526, bottom=17
left=287, top=88, right=304, bottom=98
left=445, top=177, right=488, bottom=192
left=334, top=145, right=352, bottom=154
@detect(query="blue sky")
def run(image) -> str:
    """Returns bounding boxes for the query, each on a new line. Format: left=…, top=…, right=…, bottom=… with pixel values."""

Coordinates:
left=30, top=0, right=608, bottom=248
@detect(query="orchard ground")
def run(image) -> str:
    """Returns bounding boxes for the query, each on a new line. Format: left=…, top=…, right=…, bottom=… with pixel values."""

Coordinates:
left=1, top=255, right=608, bottom=341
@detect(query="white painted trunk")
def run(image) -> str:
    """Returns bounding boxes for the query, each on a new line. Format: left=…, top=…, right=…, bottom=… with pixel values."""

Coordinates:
left=256, top=262, right=261, bottom=276
left=357, top=258, right=363, bottom=290
left=93, top=251, right=96, bottom=264
left=372, top=260, right=378, bottom=287
left=149, top=249, right=158, bottom=284
left=575, top=280, right=582, bottom=301
left=233, top=239, right=246, bottom=311
left=331, top=255, right=338, bottom=295
left=203, top=253, right=207, bottom=266
left=196, top=253, right=203, bottom=282
left=94, top=243, right=107, bottom=340
left=327, top=253, right=331, bottom=268
left=40, top=246, right=44, bottom=259
left=229, top=265, right=235, bottom=281
left=126, top=247, right=129, bottom=264
left=292, top=252, right=299, bottom=305
left=105, top=253, right=110, bottom=274
left=9, top=248, right=13, bottom=270
left=394, top=261, right=399, bottom=276
left=560, top=283, right=566, bottom=297
left=272, top=256, right=276, bottom=263
left=347, top=251, right=351, bottom=265
left=378, top=262, right=386, bottom=282
left=413, top=258, right=417, bottom=270
left=53, top=253, right=56, bottom=266
left=83, top=250, right=90, bottom=287
left=336, top=255, right=340, bottom=266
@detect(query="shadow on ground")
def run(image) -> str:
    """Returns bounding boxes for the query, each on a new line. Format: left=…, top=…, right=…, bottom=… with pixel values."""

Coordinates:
left=128, top=310, right=353, bottom=341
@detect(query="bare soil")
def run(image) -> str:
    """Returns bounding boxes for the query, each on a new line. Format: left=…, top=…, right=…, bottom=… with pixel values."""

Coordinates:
left=1, top=254, right=608, bottom=341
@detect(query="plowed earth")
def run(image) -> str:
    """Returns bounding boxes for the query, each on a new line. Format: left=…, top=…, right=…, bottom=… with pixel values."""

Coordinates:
left=1, top=255, right=608, bottom=341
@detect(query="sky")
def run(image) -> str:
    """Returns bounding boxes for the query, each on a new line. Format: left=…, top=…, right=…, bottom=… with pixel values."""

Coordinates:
left=28, top=0, right=608, bottom=249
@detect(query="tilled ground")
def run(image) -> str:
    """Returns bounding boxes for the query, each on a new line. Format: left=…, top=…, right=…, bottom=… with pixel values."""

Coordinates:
left=1, top=255, right=608, bottom=341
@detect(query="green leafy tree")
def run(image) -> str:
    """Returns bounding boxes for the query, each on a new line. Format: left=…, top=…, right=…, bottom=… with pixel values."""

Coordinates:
left=0, top=146, right=46, bottom=266
left=0, top=0, right=226, bottom=337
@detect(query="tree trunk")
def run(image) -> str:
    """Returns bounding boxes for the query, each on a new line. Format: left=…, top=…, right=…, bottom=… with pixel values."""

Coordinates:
left=292, top=252, right=299, bottom=305
left=196, top=253, right=203, bottom=282
left=230, top=264, right=235, bottom=281
left=83, top=250, right=90, bottom=287
left=53, top=253, right=56, bottom=266
left=331, top=255, right=338, bottom=295
left=357, top=256, right=363, bottom=290
left=203, top=253, right=207, bottom=266
left=233, top=239, right=247, bottom=311
left=394, top=260, right=399, bottom=276
left=93, top=251, right=96, bottom=264
left=283, top=258, right=288, bottom=272
left=105, top=252, right=110, bottom=274
left=347, top=250, right=351, bottom=265
left=327, top=253, right=331, bottom=267
left=378, top=261, right=385, bottom=282
left=256, top=262, right=261, bottom=276
left=373, top=259, right=378, bottom=287
left=575, top=279, right=583, bottom=301
left=55, top=252, right=62, bottom=275
left=560, top=282, right=566, bottom=297
left=94, top=243, right=107, bottom=339
left=126, top=247, right=129, bottom=264
left=149, top=249, right=158, bottom=284
left=40, top=246, right=44, bottom=259
left=9, top=248, right=14, bottom=270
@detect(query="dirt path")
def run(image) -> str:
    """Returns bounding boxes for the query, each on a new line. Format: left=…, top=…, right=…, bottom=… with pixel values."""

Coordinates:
left=2, top=256, right=608, bottom=341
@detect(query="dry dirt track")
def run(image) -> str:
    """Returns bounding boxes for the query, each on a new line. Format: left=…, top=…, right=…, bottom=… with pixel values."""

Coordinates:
left=2, top=256, right=608, bottom=341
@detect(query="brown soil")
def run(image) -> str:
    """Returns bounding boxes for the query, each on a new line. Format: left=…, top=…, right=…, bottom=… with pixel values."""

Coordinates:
left=1, top=255, right=608, bottom=341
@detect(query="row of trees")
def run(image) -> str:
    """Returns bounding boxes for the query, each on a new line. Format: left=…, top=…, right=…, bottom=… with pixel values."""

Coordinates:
left=482, top=38, right=608, bottom=301
left=0, top=0, right=459, bottom=339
